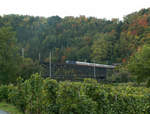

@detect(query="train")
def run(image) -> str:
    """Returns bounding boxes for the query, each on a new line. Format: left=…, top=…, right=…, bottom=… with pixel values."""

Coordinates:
left=65, top=60, right=115, bottom=69
left=41, top=60, right=116, bottom=81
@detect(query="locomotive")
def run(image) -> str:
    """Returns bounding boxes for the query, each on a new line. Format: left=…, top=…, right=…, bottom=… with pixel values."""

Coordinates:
left=42, top=60, right=116, bottom=81
left=65, top=60, right=115, bottom=69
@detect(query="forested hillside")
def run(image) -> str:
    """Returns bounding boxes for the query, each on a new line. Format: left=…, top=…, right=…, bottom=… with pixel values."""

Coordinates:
left=0, top=15, right=120, bottom=64
left=1, top=8, right=150, bottom=64
left=1, top=8, right=150, bottom=83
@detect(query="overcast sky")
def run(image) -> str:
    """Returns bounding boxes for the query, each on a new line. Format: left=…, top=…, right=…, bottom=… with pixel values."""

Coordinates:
left=0, top=0, right=150, bottom=20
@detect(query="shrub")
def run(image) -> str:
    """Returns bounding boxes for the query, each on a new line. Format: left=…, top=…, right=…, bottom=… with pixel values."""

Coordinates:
left=8, top=77, right=26, bottom=111
left=56, top=81, right=97, bottom=114
left=84, top=78, right=97, bottom=84
left=22, top=73, right=45, bottom=114
left=83, top=83, right=150, bottom=114
left=8, top=85, right=26, bottom=111
left=43, top=78, right=59, bottom=113
left=1, top=73, right=150, bottom=114
left=0, top=85, right=9, bottom=102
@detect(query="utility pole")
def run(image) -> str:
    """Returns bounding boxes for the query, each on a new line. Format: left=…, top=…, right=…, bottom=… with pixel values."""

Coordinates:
left=22, top=48, right=24, bottom=58
left=39, top=53, right=41, bottom=62
left=94, top=60, right=96, bottom=78
left=39, top=53, right=41, bottom=75
left=49, top=52, right=52, bottom=78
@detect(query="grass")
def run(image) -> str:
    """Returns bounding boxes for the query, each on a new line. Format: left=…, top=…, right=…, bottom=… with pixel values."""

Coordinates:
left=0, top=102, right=23, bottom=114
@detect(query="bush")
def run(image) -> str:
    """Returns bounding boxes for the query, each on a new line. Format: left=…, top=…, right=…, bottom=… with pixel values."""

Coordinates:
left=0, top=85, right=9, bottom=102
left=43, top=78, right=59, bottom=113
left=83, top=84, right=150, bottom=113
left=56, top=81, right=97, bottom=114
left=22, top=73, right=46, bottom=114
left=1, top=74, right=150, bottom=114
left=8, top=85, right=26, bottom=111
left=84, top=78, right=97, bottom=84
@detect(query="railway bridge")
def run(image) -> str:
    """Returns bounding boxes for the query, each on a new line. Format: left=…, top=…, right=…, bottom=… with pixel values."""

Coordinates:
left=41, top=61, right=116, bottom=81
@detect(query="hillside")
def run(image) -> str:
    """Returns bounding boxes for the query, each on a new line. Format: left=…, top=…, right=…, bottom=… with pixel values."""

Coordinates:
left=1, top=8, right=150, bottom=83
left=0, top=8, right=150, bottom=64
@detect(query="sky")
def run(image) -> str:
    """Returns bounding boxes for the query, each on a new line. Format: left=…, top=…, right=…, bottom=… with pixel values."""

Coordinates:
left=0, top=0, right=150, bottom=20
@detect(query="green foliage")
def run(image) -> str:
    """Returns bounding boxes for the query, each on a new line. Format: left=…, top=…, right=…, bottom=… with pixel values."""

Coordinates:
left=22, top=73, right=45, bottom=114
left=128, top=45, right=150, bottom=86
left=91, top=32, right=118, bottom=64
left=43, top=78, right=59, bottom=113
left=0, top=27, right=21, bottom=84
left=1, top=8, right=150, bottom=83
left=56, top=81, right=97, bottom=114
left=0, top=85, right=9, bottom=102
left=7, top=73, right=59, bottom=114
left=107, top=70, right=132, bottom=83
left=83, top=78, right=97, bottom=83
left=8, top=85, right=26, bottom=111
left=83, top=83, right=150, bottom=113
left=0, top=74, right=150, bottom=113
left=0, top=8, right=150, bottom=74
left=0, top=14, right=122, bottom=64
left=19, top=58, right=45, bottom=80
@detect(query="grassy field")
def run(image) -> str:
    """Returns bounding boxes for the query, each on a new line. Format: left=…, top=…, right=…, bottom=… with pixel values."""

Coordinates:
left=0, top=102, right=23, bottom=114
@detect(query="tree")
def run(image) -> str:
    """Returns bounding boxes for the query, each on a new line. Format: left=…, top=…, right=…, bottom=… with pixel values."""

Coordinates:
left=19, top=58, right=45, bottom=80
left=128, top=45, right=150, bottom=86
left=91, top=33, right=117, bottom=64
left=0, top=27, right=21, bottom=84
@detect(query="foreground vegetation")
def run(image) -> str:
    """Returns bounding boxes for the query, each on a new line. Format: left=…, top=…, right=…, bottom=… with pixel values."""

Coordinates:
left=0, top=73, right=150, bottom=114
left=0, top=102, right=22, bottom=114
